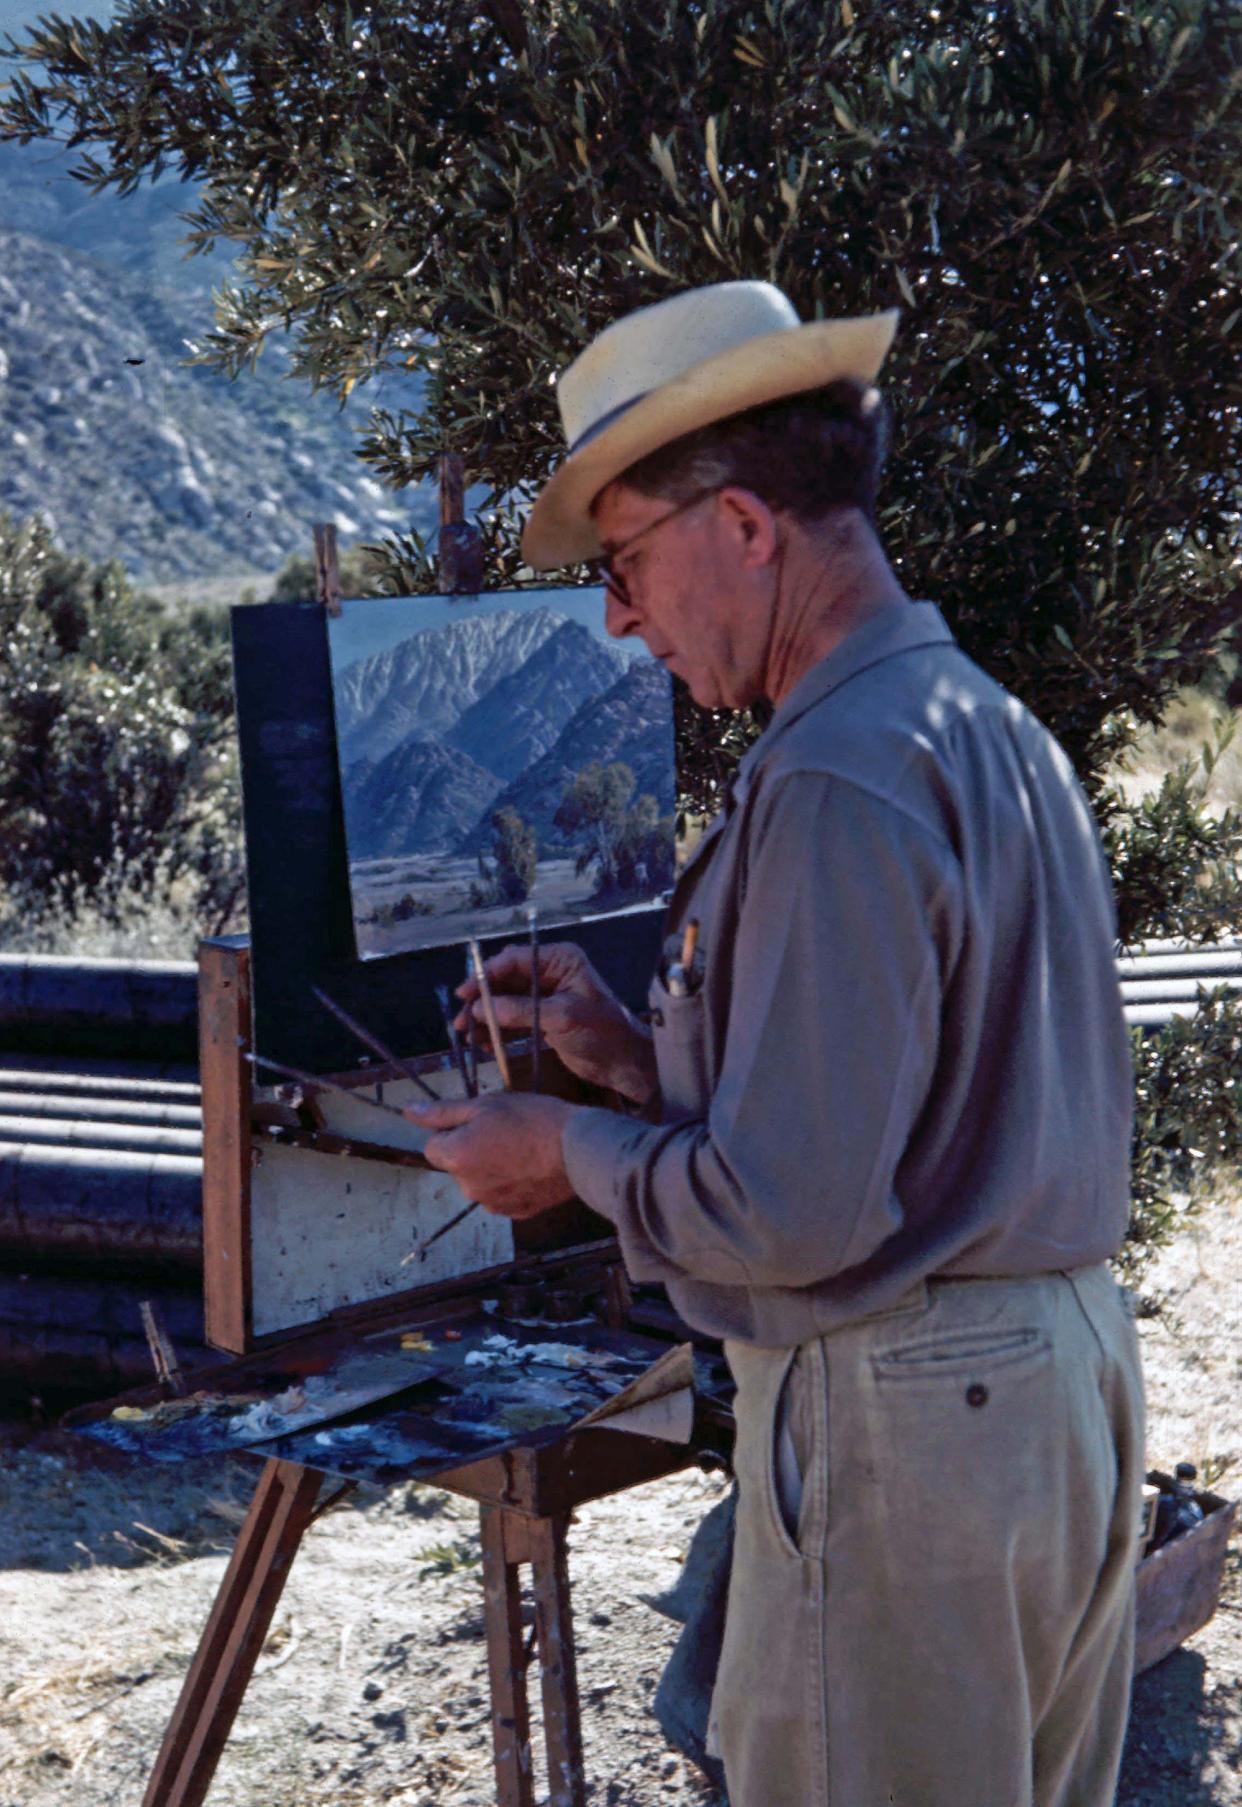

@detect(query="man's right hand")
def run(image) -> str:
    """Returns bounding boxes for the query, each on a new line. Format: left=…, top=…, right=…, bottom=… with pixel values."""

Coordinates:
left=456, top=941, right=657, bottom=1106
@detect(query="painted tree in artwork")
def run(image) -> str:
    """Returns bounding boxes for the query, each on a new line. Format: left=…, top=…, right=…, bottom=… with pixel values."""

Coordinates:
left=476, top=805, right=538, bottom=905
left=555, top=763, right=638, bottom=895
left=4, top=0, right=1241, bottom=1277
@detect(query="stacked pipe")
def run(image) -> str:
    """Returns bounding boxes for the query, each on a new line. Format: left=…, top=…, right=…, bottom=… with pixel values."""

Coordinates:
left=1119, top=937, right=1242, bottom=1030
left=0, top=955, right=212, bottom=1409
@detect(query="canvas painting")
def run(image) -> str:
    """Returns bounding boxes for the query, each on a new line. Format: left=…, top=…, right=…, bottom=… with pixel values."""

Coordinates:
left=327, top=588, right=677, bottom=958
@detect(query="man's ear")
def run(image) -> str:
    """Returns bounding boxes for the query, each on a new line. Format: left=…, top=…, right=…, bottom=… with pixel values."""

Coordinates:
left=717, top=486, right=779, bottom=567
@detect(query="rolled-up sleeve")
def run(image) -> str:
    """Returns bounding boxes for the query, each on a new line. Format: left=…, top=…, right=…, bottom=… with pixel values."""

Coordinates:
left=562, top=773, right=963, bottom=1290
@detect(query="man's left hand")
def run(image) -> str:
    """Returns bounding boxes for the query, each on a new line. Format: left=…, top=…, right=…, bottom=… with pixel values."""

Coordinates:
left=405, top=1093, right=576, bottom=1218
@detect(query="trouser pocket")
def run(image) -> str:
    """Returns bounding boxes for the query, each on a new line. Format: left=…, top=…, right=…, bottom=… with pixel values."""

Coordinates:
left=710, top=1341, right=830, bottom=1807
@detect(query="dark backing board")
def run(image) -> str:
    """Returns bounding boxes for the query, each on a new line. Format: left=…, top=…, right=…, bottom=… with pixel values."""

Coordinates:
left=231, top=600, right=665, bottom=1073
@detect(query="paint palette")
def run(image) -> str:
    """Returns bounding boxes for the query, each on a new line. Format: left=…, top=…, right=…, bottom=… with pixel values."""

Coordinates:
left=68, top=1315, right=693, bottom=1486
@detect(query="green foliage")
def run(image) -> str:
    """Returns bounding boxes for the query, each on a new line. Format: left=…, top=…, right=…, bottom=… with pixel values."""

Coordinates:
left=612, top=791, right=678, bottom=897
left=3, top=0, right=1240, bottom=1268
left=1124, top=993, right=1242, bottom=1295
left=417, top=1535, right=481, bottom=1578
left=1101, top=716, right=1242, bottom=947
left=472, top=806, right=538, bottom=905
left=4, top=0, right=1237, bottom=862
left=0, top=511, right=242, bottom=931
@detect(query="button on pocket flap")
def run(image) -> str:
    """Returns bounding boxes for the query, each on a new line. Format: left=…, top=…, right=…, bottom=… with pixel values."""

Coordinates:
left=649, top=974, right=709, bottom=1119
left=650, top=972, right=708, bottom=1045
left=872, top=1326, right=1049, bottom=1381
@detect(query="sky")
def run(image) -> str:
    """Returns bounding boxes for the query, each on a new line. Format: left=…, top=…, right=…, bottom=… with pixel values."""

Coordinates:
left=328, top=586, right=649, bottom=671
left=0, top=0, right=114, bottom=37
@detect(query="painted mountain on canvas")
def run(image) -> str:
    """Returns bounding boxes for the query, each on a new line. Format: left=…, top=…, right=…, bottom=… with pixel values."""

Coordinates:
left=329, top=600, right=676, bottom=956
left=333, top=607, right=675, bottom=856
left=459, top=661, right=677, bottom=854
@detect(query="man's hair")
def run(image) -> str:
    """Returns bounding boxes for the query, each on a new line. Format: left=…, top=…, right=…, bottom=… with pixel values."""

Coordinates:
left=618, top=378, right=890, bottom=525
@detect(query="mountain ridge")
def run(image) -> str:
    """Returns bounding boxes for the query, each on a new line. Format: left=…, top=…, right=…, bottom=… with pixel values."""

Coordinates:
left=333, top=608, right=572, bottom=769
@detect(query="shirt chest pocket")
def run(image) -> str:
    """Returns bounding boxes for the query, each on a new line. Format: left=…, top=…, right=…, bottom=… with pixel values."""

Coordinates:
left=649, top=974, right=710, bottom=1123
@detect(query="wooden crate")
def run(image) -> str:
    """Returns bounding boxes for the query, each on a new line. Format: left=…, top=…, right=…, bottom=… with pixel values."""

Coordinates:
left=1134, top=1473, right=1238, bottom=1674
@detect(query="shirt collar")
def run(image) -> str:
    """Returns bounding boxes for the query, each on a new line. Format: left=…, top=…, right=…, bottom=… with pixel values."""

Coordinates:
left=733, top=600, right=954, bottom=801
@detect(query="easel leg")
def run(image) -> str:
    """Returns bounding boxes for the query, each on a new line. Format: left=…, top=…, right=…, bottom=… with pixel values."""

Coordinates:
left=142, top=1458, right=323, bottom=1807
left=480, top=1505, right=535, bottom=1807
left=530, top=1513, right=585, bottom=1807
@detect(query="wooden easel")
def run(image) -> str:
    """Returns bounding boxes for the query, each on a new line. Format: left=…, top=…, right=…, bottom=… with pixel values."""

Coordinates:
left=141, top=1428, right=699, bottom=1807
left=146, top=931, right=715, bottom=1807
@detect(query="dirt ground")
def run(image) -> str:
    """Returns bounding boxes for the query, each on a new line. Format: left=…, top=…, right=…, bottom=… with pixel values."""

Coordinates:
left=1, top=1186, right=1238, bottom=1807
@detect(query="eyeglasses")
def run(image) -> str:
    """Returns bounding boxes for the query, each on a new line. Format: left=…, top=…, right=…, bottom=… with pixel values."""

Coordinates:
left=587, top=488, right=720, bottom=606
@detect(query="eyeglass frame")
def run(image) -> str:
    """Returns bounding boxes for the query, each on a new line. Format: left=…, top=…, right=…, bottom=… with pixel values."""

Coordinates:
left=585, top=487, right=721, bottom=606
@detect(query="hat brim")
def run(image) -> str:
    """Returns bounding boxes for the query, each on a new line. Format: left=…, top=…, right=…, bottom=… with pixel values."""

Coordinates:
left=521, top=310, right=899, bottom=571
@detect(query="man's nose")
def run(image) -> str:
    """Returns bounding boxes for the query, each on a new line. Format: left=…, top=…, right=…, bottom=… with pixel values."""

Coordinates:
left=604, top=582, right=641, bottom=639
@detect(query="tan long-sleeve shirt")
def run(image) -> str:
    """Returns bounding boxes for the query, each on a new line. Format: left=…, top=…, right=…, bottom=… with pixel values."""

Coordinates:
left=562, top=601, right=1134, bottom=1347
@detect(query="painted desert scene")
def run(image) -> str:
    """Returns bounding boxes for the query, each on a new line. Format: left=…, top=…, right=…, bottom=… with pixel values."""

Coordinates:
left=328, top=590, right=677, bottom=957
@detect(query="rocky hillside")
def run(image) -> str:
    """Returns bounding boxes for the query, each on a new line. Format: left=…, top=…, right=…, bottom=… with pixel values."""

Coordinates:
left=0, top=139, right=430, bottom=582
left=462, top=660, right=677, bottom=854
left=445, top=620, right=629, bottom=781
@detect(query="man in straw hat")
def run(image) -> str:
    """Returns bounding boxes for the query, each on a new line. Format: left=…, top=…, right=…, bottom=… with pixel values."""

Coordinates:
left=408, top=282, right=1144, bottom=1806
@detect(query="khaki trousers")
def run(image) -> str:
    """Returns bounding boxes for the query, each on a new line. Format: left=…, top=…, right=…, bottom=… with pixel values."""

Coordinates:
left=709, top=1265, right=1144, bottom=1807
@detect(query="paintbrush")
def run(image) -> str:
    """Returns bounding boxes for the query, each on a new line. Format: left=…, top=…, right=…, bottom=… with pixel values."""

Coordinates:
left=436, top=983, right=475, bottom=1099
left=463, top=952, right=480, bottom=1095
left=312, top=986, right=439, bottom=1102
left=401, top=1195, right=480, bottom=1264
left=246, top=1051, right=426, bottom=1132
left=525, top=904, right=541, bottom=1093
left=468, top=938, right=513, bottom=1090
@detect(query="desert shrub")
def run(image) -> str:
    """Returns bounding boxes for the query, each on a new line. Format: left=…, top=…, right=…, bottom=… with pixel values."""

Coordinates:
left=1124, top=993, right=1242, bottom=1297
left=0, top=511, right=243, bottom=940
left=611, top=792, right=677, bottom=897
left=555, top=762, right=674, bottom=898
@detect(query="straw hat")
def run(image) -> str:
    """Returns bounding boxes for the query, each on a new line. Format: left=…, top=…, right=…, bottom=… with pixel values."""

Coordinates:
left=521, top=281, right=899, bottom=571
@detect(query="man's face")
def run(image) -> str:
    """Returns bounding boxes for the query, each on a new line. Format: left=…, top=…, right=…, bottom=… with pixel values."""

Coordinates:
left=591, top=480, right=774, bottom=710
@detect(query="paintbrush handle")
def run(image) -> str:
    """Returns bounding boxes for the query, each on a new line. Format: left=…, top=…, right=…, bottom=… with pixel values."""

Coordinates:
left=436, top=984, right=474, bottom=1098
left=313, top=986, right=438, bottom=1102
left=527, top=905, right=541, bottom=1093
left=246, top=1052, right=411, bottom=1121
left=412, top=1197, right=480, bottom=1261
left=468, top=939, right=513, bottom=1091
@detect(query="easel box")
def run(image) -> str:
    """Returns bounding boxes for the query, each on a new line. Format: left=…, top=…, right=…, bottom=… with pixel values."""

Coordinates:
left=201, top=936, right=628, bottom=1353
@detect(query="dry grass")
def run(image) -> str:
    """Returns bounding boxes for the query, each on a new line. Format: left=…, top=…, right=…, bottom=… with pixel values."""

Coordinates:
left=0, top=865, right=207, bottom=961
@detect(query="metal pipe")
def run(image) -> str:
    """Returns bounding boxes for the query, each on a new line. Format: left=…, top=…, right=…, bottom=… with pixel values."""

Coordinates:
left=0, top=1090, right=201, bottom=1128
left=0, top=1067, right=200, bottom=1102
left=0, top=954, right=198, bottom=1060
left=0, top=1144, right=202, bottom=1268
left=0, top=1272, right=213, bottom=1406
left=1119, top=977, right=1242, bottom=1003
left=0, top=1116, right=201, bottom=1156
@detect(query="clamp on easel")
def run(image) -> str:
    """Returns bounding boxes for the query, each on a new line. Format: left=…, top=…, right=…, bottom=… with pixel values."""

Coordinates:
left=312, top=521, right=342, bottom=617
left=438, top=452, right=484, bottom=594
